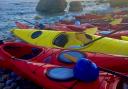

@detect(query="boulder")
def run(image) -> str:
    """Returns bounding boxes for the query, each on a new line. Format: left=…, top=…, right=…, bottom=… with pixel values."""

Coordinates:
left=36, top=0, right=82, bottom=14
left=109, top=0, right=128, bottom=7
left=70, top=1, right=83, bottom=12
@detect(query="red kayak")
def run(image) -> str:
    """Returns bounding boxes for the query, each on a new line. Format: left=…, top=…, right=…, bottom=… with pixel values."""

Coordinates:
left=99, top=30, right=128, bottom=39
left=15, top=21, right=95, bottom=32
left=46, top=23, right=128, bottom=39
left=75, top=14, right=105, bottom=20
left=113, top=11, right=128, bottom=18
left=0, top=42, right=128, bottom=73
left=15, top=22, right=30, bottom=29
left=0, top=55, right=127, bottom=89
left=50, top=23, right=94, bottom=32
left=113, top=11, right=128, bottom=16
left=15, top=21, right=128, bottom=40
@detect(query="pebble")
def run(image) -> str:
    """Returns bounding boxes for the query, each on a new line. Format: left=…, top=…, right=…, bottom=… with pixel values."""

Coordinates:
left=5, top=79, right=14, bottom=86
left=0, top=77, right=4, bottom=83
left=16, top=86, right=20, bottom=89
left=0, top=68, right=42, bottom=89
left=0, top=83, right=5, bottom=89
left=10, top=82, right=17, bottom=89
left=9, top=72, right=17, bottom=79
left=3, top=86, right=12, bottom=89
left=2, top=74, right=9, bottom=81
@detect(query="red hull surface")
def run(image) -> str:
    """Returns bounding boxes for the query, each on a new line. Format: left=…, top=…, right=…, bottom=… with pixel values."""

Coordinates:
left=0, top=59, right=126, bottom=89
left=15, top=22, right=30, bottom=29
left=16, top=21, right=95, bottom=32
left=75, top=14, right=105, bottom=20
left=0, top=42, right=128, bottom=73
left=100, top=30, right=128, bottom=39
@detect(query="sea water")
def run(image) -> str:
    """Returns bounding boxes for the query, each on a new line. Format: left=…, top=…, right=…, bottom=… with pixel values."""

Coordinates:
left=0, top=0, right=112, bottom=32
left=0, top=0, right=38, bottom=31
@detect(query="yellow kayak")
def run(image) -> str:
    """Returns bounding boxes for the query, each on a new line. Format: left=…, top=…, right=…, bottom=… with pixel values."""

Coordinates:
left=121, top=36, right=128, bottom=41
left=11, top=29, right=128, bottom=56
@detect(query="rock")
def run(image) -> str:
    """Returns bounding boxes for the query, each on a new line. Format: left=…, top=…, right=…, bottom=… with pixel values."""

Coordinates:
left=5, top=79, right=14, bottom=86
left=36, top=0, right=82, bottom=14
left=34, top=16, right=43, bottom=20
left=16, top=86, right=20, bottom=89
left=9, top=72, right=17, bottom=79
left=69, top=1, right=83, bottom=12
left=2, top=74, right=9, bottom=81
left=3, top=86, right=12, bottom=89
left=10, top=83, right=17, bottom=89
left=0, top=77, right=4, bottom=83
left=0, top=83, right=5, bottom=89
left=36, top=0, right=67, bottom=14
left=109, top=0, right=128, bottom=7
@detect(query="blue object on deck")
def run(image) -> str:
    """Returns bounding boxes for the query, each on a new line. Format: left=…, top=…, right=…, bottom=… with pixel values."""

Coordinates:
left=99, top=31, right=112, bottom=35
left=75, top=20, right=81, bottom=26
left=58, top=51, right=86, bottom=64
left=46, top=67, right=74, bottom=81
left=73, top=58, right=99, bottom=82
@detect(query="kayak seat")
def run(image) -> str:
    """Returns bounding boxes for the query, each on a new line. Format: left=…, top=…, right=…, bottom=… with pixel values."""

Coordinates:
left=20, top=54, right=35, bottom=60
left=58, top=51, right=86, bottom=64
left=84, top=34, right=93, bottom=40
left=46, top=67, right=74, bottom=81
left=53, top=33, right=68, bottom=47
left=4, top=45, right=42, bottom=60
left=20, top=48, right=42, bottom=60
left=31, top=31, right=42, bottom=39
left=4, top=46, right=24, bottom=58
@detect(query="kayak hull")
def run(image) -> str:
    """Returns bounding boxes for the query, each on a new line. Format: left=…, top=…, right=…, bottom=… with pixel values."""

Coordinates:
left=0, top=42, right=127, bottom=89
left=0, top=42, right=128, bottom=73
left=4, top=59, right=123, bottom=89
left=11, top=29, right=128, bottom=56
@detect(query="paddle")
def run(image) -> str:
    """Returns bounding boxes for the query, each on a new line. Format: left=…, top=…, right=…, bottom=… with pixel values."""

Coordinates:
left=64, top=54, right=128, bottom=80
left=69, top=25, right=128, bottom=49
left=22, top=19, right=35, bottom=25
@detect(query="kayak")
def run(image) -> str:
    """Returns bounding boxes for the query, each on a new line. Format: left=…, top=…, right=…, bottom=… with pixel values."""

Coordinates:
left=15, top=22, right=30, bottom=29
left=91, top=18, right=125, bottom=31
left=121, top=36, right=128, bottom=41
left=47, top=23, right=95, bottom=32
left=11, top=29, right=128, bottom=56
left=113, top=11, right=128, bottom=16
left=15, top=22, right=128, bottom=40
left=0, top=42, right=128, bottom=73
left=0, top=56, right=127, bottom=89
left=15, top=21, right=96, bottom=32
left=75, top=14, right=105, bottom=20
left=54, top=24, right=128, bottom=39
left=99, top=30, right=128, bottom=39
left=0, top=42, right=127, bottom=89
left=74, top=17, right=126, bottom=31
